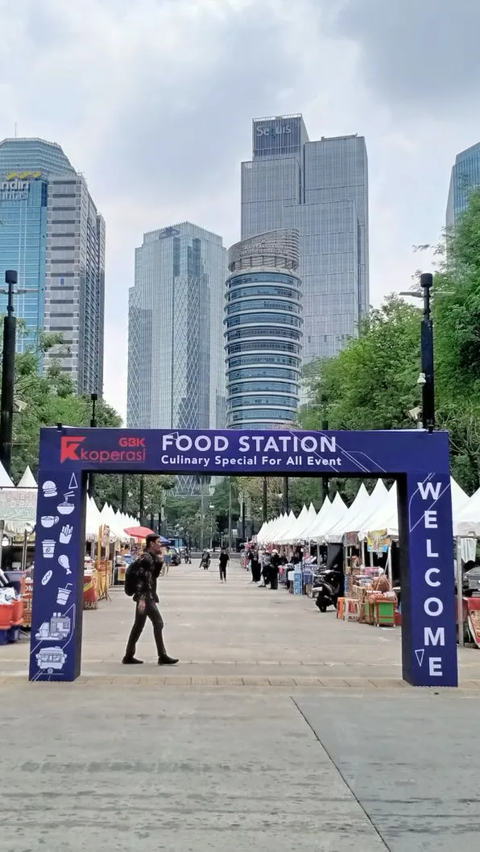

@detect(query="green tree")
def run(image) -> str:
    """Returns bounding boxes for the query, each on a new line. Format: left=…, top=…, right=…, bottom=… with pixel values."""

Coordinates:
left=302, top=295, right=422, bottom=432
left=10, top=332, right=121, bottom=482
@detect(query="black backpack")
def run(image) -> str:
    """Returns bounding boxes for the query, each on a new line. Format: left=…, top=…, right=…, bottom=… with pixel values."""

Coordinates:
left=124, top=557, right=142, bottom=596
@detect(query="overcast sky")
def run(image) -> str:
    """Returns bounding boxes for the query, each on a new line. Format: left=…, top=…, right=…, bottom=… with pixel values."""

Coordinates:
left=1, top=0, right=479, bottom=417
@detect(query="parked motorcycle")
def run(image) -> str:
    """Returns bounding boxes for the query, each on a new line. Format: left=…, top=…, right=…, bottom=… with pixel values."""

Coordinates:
left=313, top=567, right=343, bottom=612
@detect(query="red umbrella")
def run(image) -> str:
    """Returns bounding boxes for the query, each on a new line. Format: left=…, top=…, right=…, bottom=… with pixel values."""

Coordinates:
left=124, top=525, right=156, bottom=540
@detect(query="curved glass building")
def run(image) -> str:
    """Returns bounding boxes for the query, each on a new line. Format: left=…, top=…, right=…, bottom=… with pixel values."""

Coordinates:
left=225, top=229, right=302, bottom=429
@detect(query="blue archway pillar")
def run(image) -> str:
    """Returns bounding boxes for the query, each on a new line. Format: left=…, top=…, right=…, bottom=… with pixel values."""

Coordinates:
left=400, top=472, right=457, bottom=686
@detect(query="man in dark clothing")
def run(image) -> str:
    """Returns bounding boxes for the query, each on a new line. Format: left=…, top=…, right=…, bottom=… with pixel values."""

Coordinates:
left=123, top=534, right=178, bottom=666
left=270, top=549, right=281, bottom=590
left=218, top=548, right=229, bottom=583
left=250, top=547, right=261, bottom=583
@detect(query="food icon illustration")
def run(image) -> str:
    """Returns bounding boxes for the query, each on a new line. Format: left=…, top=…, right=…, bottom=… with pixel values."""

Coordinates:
left=58, top=492, right=75, bottom=515
left=59, top=525, right=73, bottom=544
left=35, top=613, right=71, bottom=641
left=42, top=481, right=57, bottom=498
left=58, top=555, right=72, bottom=575
left=41, top=570, right=53, bottom=586
left=57, top=584, right=72, bottom=606
left=41, top=515, right=60, bottom=528
left=42, top=540, right=56, bottom=559
left=36, top=646, right=67, bottom=673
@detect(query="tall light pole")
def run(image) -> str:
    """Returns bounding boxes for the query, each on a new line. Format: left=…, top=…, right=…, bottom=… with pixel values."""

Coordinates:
left=400, top=272, right=435, bottom=431
left=0, top=271, right=18, bottom=475
left=139, top=475, right=145, bottom=525
left=228, top=478, right=232, bottom=551
left=88, top=392, right=98, bottom=497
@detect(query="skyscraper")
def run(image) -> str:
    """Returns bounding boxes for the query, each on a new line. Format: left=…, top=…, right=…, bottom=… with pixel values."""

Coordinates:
left=127, top=222, right=227, bottom=436
left=446, top=142, right=480, bottom=228
left=241, top=115, right=369, bottom=361
left=225, top=229, right=302, bottom=429
left=0, top=138, right=105, bottom=394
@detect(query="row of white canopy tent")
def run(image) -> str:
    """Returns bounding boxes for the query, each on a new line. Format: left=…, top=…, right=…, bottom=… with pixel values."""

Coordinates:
left=0, top=461, right=138, bottom=542
left=256, top=478, right=478, bottom=555
left=85, top=498, right=138, bottom=543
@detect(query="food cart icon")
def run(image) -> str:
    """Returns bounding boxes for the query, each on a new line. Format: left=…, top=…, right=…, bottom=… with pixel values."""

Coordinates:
left=35, top=613, right=71, bottom=641
left=36, top=646, right=67, bottom=674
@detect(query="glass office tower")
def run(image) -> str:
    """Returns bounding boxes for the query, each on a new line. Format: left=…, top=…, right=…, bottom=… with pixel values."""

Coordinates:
left=241, top=116, right=369, bottom=361
left=0, top=138, right=105, bottom=394
left=127, top=222, right=227, bottom=433
left=446, top=142, right=480, bottom=228
left=225, top=229, right=302, bottom=429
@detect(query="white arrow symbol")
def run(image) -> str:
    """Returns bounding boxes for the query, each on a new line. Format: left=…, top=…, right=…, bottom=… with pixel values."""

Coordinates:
left=415, top=649, right=425, bottom=666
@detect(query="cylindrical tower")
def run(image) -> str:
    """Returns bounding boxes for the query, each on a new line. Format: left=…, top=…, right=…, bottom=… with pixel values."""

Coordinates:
left=224, top=229, right=303, bottom=430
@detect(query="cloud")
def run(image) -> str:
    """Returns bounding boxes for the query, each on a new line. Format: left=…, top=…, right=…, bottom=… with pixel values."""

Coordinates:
left=0, top=0, right=477, bottom=418
left=328, top=0, right=480, bottom=111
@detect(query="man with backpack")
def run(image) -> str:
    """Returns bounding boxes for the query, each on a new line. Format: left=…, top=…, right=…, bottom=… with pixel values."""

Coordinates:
left=123, top=534, right=178, bottom=666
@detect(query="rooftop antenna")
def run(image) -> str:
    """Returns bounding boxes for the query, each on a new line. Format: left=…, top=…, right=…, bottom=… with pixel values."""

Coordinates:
left=14, top=123, right=17, bottom=138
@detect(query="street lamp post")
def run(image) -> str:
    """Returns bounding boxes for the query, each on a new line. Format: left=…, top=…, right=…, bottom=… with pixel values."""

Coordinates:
left=400, top=272, right=435, bottom=431
left=420, top=273, right=435, bottom=431
left=262, top=476, right=268, bottom=523
left=121, top=474, right=127, bottom=512
left=88, top=392, right=98, bottom=497
left=139, top=475, right=145, bottom=525
left=282, top=475, right=289, bottom=514
left=0, top=271, right=19, bottom=475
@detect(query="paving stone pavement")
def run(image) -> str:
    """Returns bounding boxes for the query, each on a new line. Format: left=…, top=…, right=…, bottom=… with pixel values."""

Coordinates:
left=1, top=559, right=479, bottom=685
left=1, top=561, right=479, bottom=850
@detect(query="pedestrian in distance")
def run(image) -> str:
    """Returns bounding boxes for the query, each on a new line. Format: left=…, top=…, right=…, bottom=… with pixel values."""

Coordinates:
left=249, top=546, right=261, bottom=583
left=269, top=549, right=281, bottom=590
left=201, top=549, right=211, bottom=570
left=218, top=547, right=229, bottom=583
left=161, top=545, right=172, bottom=576
left=123, top=534, right=178, bottom=666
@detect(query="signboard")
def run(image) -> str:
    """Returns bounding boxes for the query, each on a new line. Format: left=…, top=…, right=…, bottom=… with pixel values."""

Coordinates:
left=46, top=427, right=449, bottom=476
left=1, top=171, right=41, bottom=201
left=253, top=116, right=303, bottom=158
left=0, top=488, right=37, bottom=528
left=30, top=426, right=458, bottom=688
left=367, top=530, right=391, bottom=553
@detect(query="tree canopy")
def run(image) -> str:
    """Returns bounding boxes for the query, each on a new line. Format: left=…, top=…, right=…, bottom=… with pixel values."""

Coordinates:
left=298, top=188, right=480, bottom=495
left=7, top=332, right=175, bottom=512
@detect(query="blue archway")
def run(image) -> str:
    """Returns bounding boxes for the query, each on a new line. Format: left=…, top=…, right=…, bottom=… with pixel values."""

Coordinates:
left=29, top=426, right=458, bottom=687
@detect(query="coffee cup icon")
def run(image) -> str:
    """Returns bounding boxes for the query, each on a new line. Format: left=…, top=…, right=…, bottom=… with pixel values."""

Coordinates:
left=42, top=540, right=55, bottom=559
left=41, top=516, right=59, bottom=528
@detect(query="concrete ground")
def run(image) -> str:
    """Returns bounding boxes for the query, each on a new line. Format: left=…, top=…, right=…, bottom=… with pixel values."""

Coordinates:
left=1, top=560, right=479, bottom=850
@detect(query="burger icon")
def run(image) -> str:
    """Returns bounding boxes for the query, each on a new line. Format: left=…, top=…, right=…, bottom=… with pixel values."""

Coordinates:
left=42, top=481, right=57, bottom=498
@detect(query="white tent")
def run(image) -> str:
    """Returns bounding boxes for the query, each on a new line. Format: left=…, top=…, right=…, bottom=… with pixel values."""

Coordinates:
left=358, top=483, right=398, bottom=540
left=276, top=505, right=307, bottom=544
left=324, top=483, right=371, bottom=543
left=296, top=502, right=320, bottom=540
left=0, top=462, right=14, bottom=489
left=257, top=512, right=288, bottom=545
left=17, top=466, right=37, bottom=488
left=307, top=493, right=348, bottom=541
left=301, top=496, right=331, bottom=539
left=358, top=477, right=472, bottom=542
left=455, top=486, right=480, bottom=538
left=86, top=497, right=103, bottom=541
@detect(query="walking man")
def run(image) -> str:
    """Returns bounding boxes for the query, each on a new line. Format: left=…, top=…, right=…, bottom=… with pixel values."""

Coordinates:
left=123, top=534, right=178, bottom=666
left=218, top=547, right=229, bottom=583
